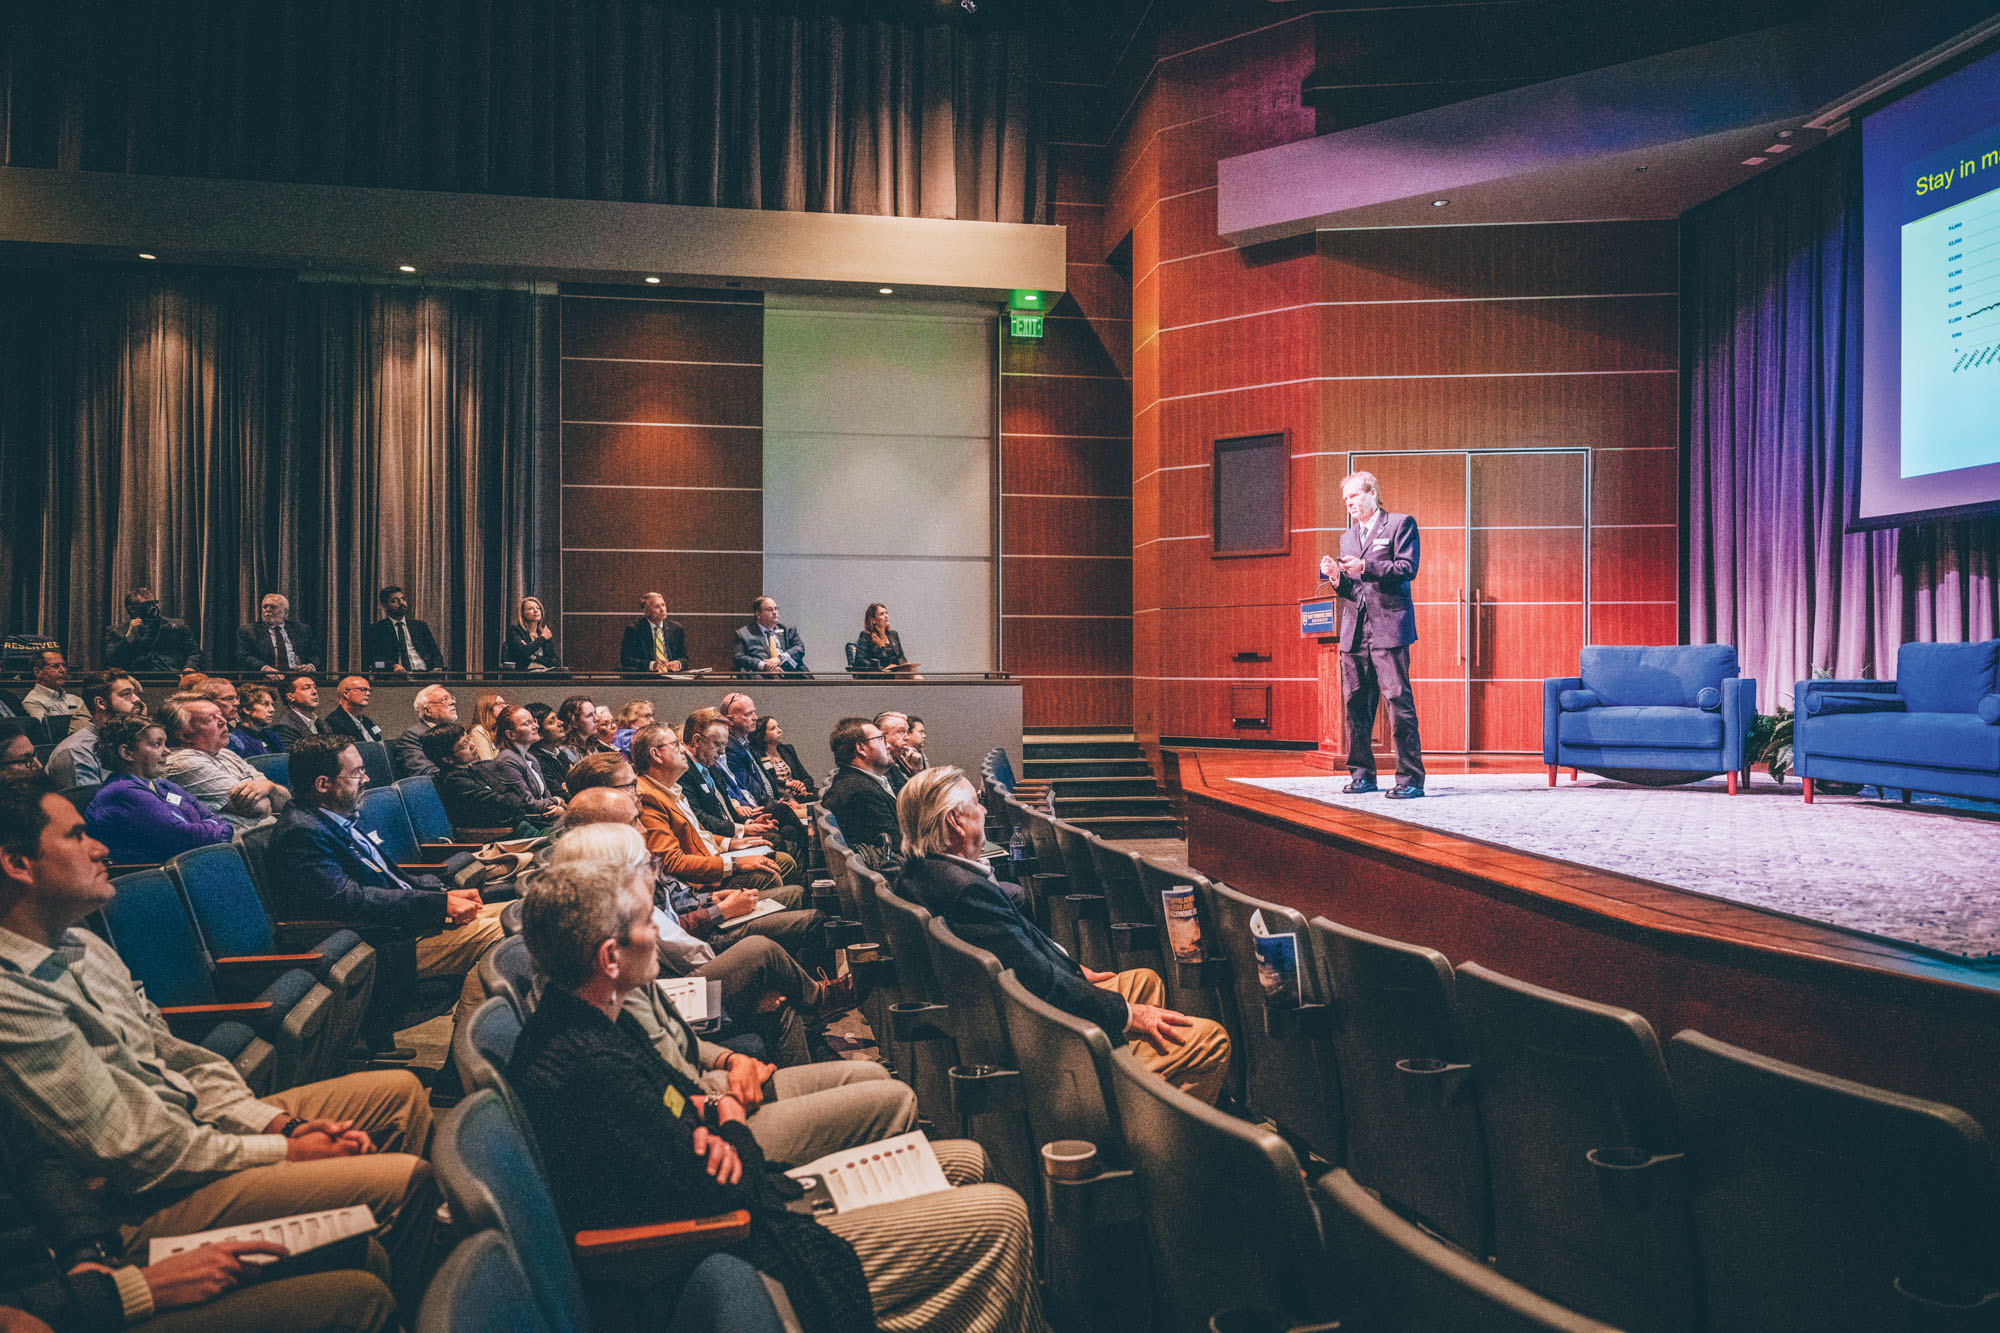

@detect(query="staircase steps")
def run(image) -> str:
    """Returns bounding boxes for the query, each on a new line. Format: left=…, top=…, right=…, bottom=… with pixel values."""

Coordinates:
left=1015, top=732, right=1180, bottom=840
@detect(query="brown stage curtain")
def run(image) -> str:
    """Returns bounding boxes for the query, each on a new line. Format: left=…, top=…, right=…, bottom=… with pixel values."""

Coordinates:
left=0, top=269, right=557, bottom=671
left=0, top=0, right=1048, bottom=224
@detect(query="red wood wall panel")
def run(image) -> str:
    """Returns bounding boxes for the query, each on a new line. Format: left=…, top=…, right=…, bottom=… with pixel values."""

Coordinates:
left=1104, top=12, right=1681, bottom=759
left=559, top=289, right=763, bottom=673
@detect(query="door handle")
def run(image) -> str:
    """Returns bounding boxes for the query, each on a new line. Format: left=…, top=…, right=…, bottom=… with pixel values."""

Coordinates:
left=1457, top=587, right=1469, bottom=665
left=1470, top=588, right=1482, bottom=670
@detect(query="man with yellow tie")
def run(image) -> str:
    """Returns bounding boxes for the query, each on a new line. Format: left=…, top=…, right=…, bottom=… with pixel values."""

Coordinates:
left=618, top=591, right=688, bottom=673
left=731, top=596, right=807, bottom=675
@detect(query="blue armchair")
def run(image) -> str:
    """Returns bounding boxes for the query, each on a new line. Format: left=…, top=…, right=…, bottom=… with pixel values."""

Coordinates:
left=1543, top=645, right=1757, bottom=794
left=1793, top=640, right=2000, bottom=805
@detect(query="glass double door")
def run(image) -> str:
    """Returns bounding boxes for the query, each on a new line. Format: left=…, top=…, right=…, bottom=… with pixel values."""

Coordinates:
left=1345, top=450, right=1589, bottom=755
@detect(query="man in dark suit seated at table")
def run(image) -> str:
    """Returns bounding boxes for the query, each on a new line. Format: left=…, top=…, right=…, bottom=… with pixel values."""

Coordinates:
left=360, top=586, right=443, bottom=675
left=103, top=587, right=204, bottom=675
left=822, top=717, right=904, bottom=872
left=325, top=675, right=386, bottom=744
left=731, top=596, right=806, bottom=674
left=895, top=766, right=1231, bottom=1105
left=236, top=592, right=320, bottom=677
left=618, top=590, right=687, bottom=673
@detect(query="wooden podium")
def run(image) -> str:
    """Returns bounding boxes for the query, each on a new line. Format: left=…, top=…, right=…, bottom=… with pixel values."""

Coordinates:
left=1299, top=594, right=1348, bottom=772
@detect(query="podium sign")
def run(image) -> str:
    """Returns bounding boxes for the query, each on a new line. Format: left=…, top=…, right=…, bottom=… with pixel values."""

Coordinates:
left=1299, top=598, right=1337, bottom=637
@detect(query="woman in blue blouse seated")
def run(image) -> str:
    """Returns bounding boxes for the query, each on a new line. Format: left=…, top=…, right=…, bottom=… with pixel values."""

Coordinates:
left=84, top=716, right=235, bottom=862
left=228, top=682, right=285, bottom=757
left=851, top=602, right=908, bottom=675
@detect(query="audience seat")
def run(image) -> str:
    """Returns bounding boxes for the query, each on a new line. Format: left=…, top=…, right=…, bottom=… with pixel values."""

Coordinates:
left=479, top=936, right=539, bottom=1022
left=1667, top=1029, right=2000, bottom=1332
left=1082, top=832, right=1163, bottom=977
left=993, top=966, right=1156, bottom=1333
left=1317, top=1169, right=1623, bottom=1333
left=1048, top=819, right=1110, bottom=971
left=394, top=773, right=491, bottom=851
left=353, top=739, right=395, bottom=789
left=1130, top=853, right=1231, bottom=1028
left=1205, top=879, right=1344, bottom=1161
left=169, top=842, right=379, bottom=1068
left=61, top=783, right=100, bottom=814
left=433, top=1091, right=757, bottom=1333
left=864, top=872, right=958, bottom=1126
left=101, top=868, right=335, bottom=1088
left=1457, top=962, right=1698, bottom=1333
left=1106, top=1046, right=1338, bottom=1333
left=356, top=786, right=481, bottom=885
left=246, top=752, right=289, bottom=788
left=417, top=1230, right=550, bottom=1333
left=502, top=896, right=525, bottom=936
left=451, top=995, right=547, bottom=1174
left=1309, top=916, right=1490, bottom=1256
left=922, top=915, right=1037, bottom=1200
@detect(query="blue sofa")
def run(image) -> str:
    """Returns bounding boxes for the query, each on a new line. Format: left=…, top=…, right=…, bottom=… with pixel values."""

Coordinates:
left=1793, top=640, right=2000, bottom=804
left=1543, top=645, right=1758, bottom=794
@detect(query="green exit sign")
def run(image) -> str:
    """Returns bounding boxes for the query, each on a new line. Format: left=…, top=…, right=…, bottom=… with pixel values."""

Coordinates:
left=1009, top=310, right=1044, bottom=339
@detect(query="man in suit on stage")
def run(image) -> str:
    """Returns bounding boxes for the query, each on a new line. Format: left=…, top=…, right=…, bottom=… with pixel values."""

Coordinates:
left=237, top=593, right=320, bottom=677
left=1319, top=469, right=1426, bottom=799
left=618, top=591, right=687, bottom=673
left=731, top=597, right=806, bottom=674
left=361, top=586, right=443, bottom=674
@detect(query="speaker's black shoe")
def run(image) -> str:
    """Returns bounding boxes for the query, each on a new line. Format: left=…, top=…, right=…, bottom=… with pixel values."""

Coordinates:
left=1342, top=777, right=1378, bottom=794
left=1386, top=783, right=1425, bottom=800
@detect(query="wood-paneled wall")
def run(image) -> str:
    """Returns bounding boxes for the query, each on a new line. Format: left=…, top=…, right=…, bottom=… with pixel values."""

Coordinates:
left=1105, top=7, right=1681, bottom=756
left=559, top=286, right=765, bottom=671
left=1001, top=52, right=1138, bottom=730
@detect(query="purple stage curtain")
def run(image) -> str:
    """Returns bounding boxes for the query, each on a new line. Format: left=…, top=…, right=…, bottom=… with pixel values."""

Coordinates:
left=1684, top=135, right=2000, bottom=712
left=0, top=269, right=559, bottom=672
left=0, top=0, right=1046, bottom=224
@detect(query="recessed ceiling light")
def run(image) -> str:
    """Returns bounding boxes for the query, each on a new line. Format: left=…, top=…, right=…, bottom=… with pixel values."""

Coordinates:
left=644, top=276, right=661, bottom=284
left=138, top=253, right=157, bottom=260
left=1741, top=156, right=1767, bottom=167
left=1767, top=143, right=1791, bottom=153
left=1430, top=199, right=1449, bottom=207
left=398, top=264, right=416, bottom=273
left=878, top=286, right=894, bottom=294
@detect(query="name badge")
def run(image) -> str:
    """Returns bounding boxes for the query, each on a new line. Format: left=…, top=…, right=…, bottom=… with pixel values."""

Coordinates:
left=367, top=831, right=384, bottom=846
left=663, top=1085, right=687, bottom=1119
left=1372, top=539, right=1390, bottom=549
left=164, top=792, right=182, bottom=807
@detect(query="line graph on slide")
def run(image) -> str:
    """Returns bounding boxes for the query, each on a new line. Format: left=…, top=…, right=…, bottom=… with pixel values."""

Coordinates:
left=1902, top=161, right=2000, bottom=476
left=1941, top=190, right=2000, bottom=372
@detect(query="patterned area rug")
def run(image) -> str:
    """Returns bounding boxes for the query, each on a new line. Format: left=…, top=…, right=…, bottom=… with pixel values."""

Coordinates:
left=1233, top=771, right=2000, bottom=962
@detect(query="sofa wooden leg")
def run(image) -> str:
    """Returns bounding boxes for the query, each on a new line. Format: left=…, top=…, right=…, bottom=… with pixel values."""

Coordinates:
left=1570, top=768, right=1578, bottom=782
left=1803, top=778, right=1814, bottom=804
left=1902, top=789, right=1913, bottom=806
left=1548, top=765, right=1557, bottom=787
left=1727, top=771, right=1738, bottom=796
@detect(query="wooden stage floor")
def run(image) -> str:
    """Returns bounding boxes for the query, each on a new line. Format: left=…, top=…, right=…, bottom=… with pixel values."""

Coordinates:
left=1166, top=748, right=2000, bottom=1135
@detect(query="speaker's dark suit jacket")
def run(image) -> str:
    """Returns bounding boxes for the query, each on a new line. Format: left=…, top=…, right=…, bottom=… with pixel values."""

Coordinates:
left=619, top=618, right=686, bottom=673
left=823, top=765, right=899, bottom=858
left=361, top=616, right=444, bottom=673
left=235, top=619, right=320, bottom=673
left=267, top=803, right=448, bottom=933
left=896, top=854, right=1128, bottom=1036
left=1335, top=511, right=1421, bottom=652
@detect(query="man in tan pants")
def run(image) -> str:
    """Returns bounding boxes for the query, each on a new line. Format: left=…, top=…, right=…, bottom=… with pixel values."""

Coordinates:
left=0, top=773, right=439, bottom=1306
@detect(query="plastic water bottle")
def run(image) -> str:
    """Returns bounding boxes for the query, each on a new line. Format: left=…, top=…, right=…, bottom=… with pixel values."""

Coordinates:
left=1008, top=825, right=1028, bottom=869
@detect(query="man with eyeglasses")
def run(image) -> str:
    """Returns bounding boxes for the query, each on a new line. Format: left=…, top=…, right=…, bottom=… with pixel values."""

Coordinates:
left=0, top=722, right=40, bottom=777
left=821, top=717, right=903, bottom=872
left=45, top=672, right=146, bottom=790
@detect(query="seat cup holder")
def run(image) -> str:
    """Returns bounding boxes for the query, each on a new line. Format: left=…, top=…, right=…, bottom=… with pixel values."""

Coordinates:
left=809, top=878, right=841, bottom=915
left=948, top=1063, right=1023, bottom=1116
left=1208, top=1309, right=1291, bottom=1333
left=1585, top=1145, right=1685, bottom=1209
left=823, top=918, right=866, bottom=948
left=1395, top=1057, right=1473, bottom=1107
left=1264, top=1001, right=1330, bottom=1039
left=888, top=1000, right=950, bottom=1043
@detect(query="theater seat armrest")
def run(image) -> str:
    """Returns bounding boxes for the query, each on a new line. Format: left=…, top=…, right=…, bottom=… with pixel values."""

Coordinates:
left=573, top=1210, right=752, bottom=1255
left=455, top=827, right=514, bottom=843
left=420, top=841, right=488, bottom=855
left=158, top=1001, right=276, bottom=1039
